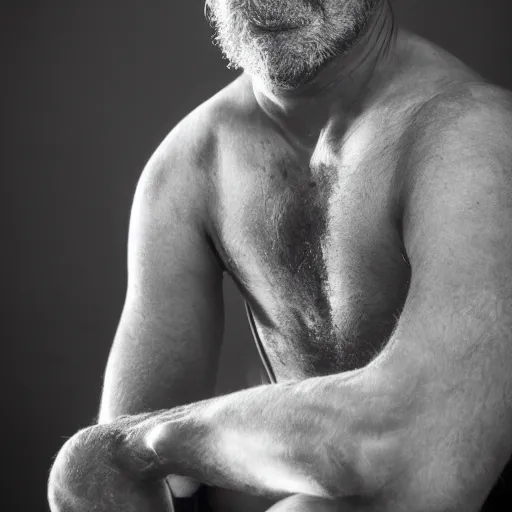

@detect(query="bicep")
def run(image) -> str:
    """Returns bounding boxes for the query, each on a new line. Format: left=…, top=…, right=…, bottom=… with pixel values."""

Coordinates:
left=99, top=140, right=224, bottom=422
left=377, top=132, right=512, bottom=510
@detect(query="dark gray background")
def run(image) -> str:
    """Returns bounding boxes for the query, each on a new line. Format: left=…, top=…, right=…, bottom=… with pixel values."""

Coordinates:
left=2, top=1, right=511, bottom=510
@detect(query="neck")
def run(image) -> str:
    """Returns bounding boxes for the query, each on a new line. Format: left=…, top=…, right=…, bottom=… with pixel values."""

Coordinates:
left=251, top=0, right=397, bottom=151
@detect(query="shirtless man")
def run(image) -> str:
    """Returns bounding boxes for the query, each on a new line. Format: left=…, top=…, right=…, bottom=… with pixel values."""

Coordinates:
left=48, top=1, right=512, bottom=511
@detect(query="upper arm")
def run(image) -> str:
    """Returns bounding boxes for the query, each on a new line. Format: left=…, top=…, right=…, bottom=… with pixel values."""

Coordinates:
left=99, top=120, right=224, bottom=422
left=366, top=92, right=512, bottom=511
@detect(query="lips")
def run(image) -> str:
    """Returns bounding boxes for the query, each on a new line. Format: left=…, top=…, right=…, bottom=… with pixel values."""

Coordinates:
left=251, top=20, right=307, bottom=32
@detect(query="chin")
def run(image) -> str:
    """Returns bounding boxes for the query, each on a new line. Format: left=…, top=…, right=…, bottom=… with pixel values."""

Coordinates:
left=246, top=47, right=335, bottom=92
left=261, top=67, right=322, bottom=92
left=233, top=37, right=328, bottom=92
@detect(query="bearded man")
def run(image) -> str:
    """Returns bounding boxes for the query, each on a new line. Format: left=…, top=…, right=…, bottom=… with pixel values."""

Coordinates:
left=48, top=1, right=512, bottom=511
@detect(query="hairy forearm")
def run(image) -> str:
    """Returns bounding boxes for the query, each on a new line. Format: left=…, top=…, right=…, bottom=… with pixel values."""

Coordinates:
left=116, top=369, right=404, bottom=500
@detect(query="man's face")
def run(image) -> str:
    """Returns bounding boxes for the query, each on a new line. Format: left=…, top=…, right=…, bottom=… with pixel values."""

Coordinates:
left=206, top=0, right=382, bottom=91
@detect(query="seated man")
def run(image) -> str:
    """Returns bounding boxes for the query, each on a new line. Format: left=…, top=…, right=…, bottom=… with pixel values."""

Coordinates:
left=48, top=0, right=512, bottom=511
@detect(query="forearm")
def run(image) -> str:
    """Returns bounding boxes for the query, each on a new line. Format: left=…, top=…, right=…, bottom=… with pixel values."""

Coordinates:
left=117, top=369, right=406, bottom=500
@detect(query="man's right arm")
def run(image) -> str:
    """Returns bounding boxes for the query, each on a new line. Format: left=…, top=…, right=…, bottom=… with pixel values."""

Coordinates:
left=99, top=122, right=224, bottom=424
left=48, top=120, right=225, bottom=511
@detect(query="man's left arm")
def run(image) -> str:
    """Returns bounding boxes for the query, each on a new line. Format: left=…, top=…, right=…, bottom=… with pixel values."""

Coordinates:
left=52, top=96, right=512, bottom=512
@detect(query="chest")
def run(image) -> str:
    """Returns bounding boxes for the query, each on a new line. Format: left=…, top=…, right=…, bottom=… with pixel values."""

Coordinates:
left=214, top=137, right=411, bottom=379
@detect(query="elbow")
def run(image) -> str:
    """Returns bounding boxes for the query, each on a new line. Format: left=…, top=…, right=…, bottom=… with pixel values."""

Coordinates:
left=314, top=430, right=402, bottom=501
left=313, top=408, right=407, bottom=500
left=332, top=419, right=486, bottom=512
left=324, top=369, right=424, bottom=500
left=323, top=368, right=492, bottom=511
left=355, top=430, right=405, bottom=499
left=349, top=447, right=490, bottom=512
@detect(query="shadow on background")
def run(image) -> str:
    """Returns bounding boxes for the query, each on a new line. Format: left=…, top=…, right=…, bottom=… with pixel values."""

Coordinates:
left=1, top=1, right=511, bottom=510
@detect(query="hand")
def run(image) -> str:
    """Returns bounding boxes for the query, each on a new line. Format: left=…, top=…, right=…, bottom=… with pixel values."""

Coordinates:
left=48, top=422, right=174, bottom=512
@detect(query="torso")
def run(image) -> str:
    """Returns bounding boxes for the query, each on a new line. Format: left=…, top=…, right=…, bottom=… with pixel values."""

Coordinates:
left=206, top=78, right=415, bottom=511
left=197, top=31, right=511, bottom=511
left=214, top=101, right=412, bottom=381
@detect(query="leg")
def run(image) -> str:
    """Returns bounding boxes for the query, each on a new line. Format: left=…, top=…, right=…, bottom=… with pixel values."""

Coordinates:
left=266, top=495, right=342, bottom=512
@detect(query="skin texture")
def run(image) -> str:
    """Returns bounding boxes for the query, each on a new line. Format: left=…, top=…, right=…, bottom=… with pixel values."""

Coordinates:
left=48, top=1, right=512, bottom=512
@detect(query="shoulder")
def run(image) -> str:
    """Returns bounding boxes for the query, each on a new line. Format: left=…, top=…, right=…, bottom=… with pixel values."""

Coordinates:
left=135, top=74, right=254, bottom=208
left=400, top=82, right=512, bottom=253
left=389, top=31, right=512, bottom=164
left=411, top=82, right=512, bottom=144
left=401, top=82, right=512, bottom=203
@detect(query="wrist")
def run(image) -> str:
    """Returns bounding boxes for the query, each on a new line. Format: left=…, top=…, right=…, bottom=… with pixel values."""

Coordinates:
left=140, top=403, right=214, bottom=482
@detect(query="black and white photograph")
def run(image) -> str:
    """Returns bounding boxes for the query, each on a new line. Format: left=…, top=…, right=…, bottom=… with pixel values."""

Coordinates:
left=3, top=1, right=512, bottom=511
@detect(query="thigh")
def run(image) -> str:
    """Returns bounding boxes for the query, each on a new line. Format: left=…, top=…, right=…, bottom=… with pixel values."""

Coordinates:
left=265, top=495, right=341, bottom=512
left=170, top=484, right=215, bottom=512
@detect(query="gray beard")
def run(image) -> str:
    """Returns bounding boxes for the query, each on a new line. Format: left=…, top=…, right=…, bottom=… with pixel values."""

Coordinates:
left=206, top=0, right=382, bottom=90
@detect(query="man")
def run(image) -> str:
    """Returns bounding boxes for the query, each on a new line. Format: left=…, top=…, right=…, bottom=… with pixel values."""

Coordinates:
left=48, top=0, right=512, bottom=511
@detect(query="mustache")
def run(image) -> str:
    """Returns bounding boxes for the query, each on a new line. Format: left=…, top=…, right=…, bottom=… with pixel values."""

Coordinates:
left=205, top=0, right=319, bottom=27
